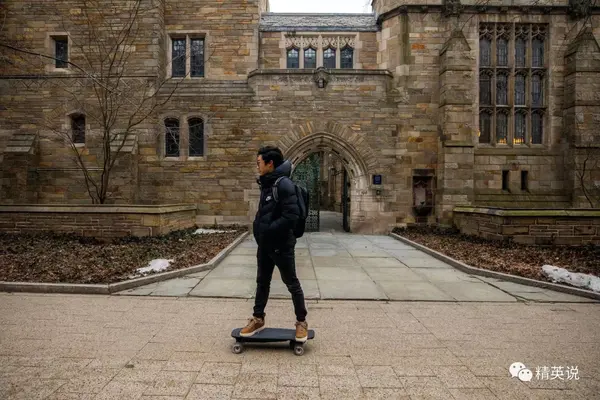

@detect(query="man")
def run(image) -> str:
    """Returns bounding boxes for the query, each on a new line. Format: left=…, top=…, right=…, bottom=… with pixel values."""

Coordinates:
left=241, top=146, right=308, bottom=342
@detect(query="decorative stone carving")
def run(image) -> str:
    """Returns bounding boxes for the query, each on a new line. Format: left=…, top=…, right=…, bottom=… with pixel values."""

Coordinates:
left=322, top=36, right=338, bottom=49
left=339, top=37, right=356, bottom=48
left=305, top=36, right=319, bottom=49
left=390, top=87, right=409, bottom=104
left=568, top=0, right=593, bottom=19
left=442, top=0, right=463, bottom=17
left=313, top=67, right=330, bottom=88
left=285, top=36, right=302, bottom=49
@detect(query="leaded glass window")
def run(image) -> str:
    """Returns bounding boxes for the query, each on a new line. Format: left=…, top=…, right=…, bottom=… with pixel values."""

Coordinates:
left=532, top=112, right=543, bottom=144
left=323, top=47, right=336, bottom=68
left=515, top=74, right=526, bottom=105
left=304, top=47, right=316, bottom=68
left=188, top=118, right=204, bottom=157
left=191, top=38, right=204, bottom=77
left=287, top=47, right=299, bottom=68
left=54, top=37, right=68, bottom=69
left=497, top=37, right=508, bottom=67
left=478, top=23, right=547, bottom=146
left=171, top=38, right=186, bottom=77
left=479, top=111, right=492, bottom=144
left=496, top=111, right=508, bottom=144
left=341, top=46, right=353, bottom=69
left=497, top=72, right=508, bottom=105
left=165, top=118, right=180, bottom=157
left=515, top=111, right=526, bottom=144
left=479, top=72, right=492, bottom=106
left=71, top=114, right=85, bottom=144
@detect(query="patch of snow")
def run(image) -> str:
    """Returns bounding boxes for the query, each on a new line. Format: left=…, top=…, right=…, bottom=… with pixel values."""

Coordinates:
left=542, top=265, right=600, bottom=293
left=194, top=228, right=235, bottom=234
left=136, top=258, right=174, bottom=275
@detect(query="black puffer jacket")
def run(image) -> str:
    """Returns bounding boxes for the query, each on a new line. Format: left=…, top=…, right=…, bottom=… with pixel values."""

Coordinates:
left=253, top=160, right=300, bottom=249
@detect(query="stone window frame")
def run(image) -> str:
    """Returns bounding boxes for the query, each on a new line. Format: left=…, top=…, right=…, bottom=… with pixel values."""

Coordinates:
left=61, top=110, right=88, bottom=148
left=281, top=33, right=359, bottom=69
left=45, top=32, right=73, bottom=74
left=166, top=31, right=209, bottom=79
left=286, top=46, right=300, bottom=68
left=159, top=113, right=211, bottom=161
left=477, top=22, right=548, bottom=148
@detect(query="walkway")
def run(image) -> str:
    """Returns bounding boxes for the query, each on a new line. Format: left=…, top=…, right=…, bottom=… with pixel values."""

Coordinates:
left=1, top=294, right=598, bottom=399
left=119, top=232, right=595, bottom=303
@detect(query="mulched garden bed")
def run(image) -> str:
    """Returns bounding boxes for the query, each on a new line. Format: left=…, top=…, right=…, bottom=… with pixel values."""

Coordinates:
left=0, top=225, right=247, bottom=284
left=392, top=226, right=600, bottom=281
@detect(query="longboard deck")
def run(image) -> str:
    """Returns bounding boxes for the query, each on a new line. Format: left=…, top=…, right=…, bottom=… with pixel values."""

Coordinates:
left=231, top=327, right=315, bottom=343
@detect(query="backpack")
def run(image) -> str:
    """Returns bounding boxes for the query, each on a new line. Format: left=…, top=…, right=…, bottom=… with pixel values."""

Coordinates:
left=273, top=176, right=309, bottom=238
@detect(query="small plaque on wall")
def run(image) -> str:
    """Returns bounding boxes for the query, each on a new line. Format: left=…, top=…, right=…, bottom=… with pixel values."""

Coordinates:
left=373, top=175, right=382, bottom=185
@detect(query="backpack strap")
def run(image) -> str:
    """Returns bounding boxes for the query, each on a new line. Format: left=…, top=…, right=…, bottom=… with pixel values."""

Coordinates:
left=272, top=176, right=286, bottom=202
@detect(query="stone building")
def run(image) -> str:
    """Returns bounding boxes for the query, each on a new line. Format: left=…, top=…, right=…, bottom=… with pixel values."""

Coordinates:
left=0, top=0, right=599, bottom=235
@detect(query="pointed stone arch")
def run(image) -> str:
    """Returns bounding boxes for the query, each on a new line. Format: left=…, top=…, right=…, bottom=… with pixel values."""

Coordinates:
left=270, top=121, right=393, bottom=234
left=275, top=121, right=379, bottom=180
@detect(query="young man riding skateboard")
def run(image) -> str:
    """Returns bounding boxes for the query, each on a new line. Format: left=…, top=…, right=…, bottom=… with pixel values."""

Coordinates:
left=241, top=146, right=308, bottom=342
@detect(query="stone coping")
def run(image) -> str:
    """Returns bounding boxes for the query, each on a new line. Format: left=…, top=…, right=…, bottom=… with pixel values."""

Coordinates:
left=248, top=68, right=394, bottom=78
left=375, top=2, right=591, bottom=27
left=453, top=206, right=600, bottom=218
left=0, top=204, right=197, bottom=214
left=260, top=13, right=378, bottom=32
left=390, top=232, right=600, bottom=301
left=0, top=231, right=249, bottom=295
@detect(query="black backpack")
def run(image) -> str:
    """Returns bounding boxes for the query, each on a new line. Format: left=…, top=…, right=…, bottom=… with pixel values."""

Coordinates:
left=273, top=176, right=309, bottom=238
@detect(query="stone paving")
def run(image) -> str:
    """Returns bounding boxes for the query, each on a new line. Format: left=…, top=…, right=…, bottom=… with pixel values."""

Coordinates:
left=118, top=232, right=597, bottom=303
left=1, top=293, right=599, bottom=399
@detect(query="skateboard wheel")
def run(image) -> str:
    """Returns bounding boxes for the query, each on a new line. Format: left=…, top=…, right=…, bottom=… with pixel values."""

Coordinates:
left=289, top=341, right=295, bottom=349
left=293, top=345, right=304, bottom=356
left=232, top=343, right=243, bottom=354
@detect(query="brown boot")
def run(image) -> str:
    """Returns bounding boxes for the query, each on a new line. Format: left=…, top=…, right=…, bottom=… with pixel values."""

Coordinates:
left=295, top=320, right=308, bottom=342
left=240, top=316, right=265, bottom=337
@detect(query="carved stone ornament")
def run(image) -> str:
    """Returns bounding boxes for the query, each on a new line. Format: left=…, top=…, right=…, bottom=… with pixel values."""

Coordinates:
left=568, top=0, right=593, bottom=19
left=390, top=87, right=409, bottom=104
left=313, top=67, right=330, bottom=88
left=442, top=0, right=463, bottom=17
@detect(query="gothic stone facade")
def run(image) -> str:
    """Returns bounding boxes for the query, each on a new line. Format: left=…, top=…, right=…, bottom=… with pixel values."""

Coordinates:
left=1, top=0, right=599, bottom=234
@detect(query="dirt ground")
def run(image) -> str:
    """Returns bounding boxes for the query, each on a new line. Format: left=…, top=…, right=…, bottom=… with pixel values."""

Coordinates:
left=392, top=226, right=600, bottom=281
left=0, top=226, right=247, bottom=284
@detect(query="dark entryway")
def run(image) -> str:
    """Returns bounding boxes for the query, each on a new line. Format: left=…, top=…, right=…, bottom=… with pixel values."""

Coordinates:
left=291, top=151, right=351, bottom=233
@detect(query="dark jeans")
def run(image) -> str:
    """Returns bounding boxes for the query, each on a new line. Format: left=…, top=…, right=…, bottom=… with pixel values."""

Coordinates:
left=253, top=245, right=307, bottom=322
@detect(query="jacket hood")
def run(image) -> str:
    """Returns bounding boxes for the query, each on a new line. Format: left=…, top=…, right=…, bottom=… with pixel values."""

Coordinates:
left=258, top=160, right=293, bottom=187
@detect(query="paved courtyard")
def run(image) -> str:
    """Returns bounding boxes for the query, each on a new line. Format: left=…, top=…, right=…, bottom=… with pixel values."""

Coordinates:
left=1, top=294, right=599, bottom=399
left=118, top=231, right=596, bottom=303
left=2, top=213, right=599, bottom=399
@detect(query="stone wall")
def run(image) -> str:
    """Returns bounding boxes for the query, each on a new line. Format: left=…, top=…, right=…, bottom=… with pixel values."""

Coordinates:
left=374, top=1, right=600, bottom=225
left=2, top=0, right=600, bottom=234
left=145, top=69, right=400, bottom=233
left=453, top=206, right=600, bottom=245
left=0, top=204, right=198, bottom=238
left=164, top=0, right=261, bottom=80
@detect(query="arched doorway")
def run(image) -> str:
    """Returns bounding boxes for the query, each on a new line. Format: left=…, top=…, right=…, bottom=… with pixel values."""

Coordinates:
left=281, top=130, right=372, bottom=234
left=291, top=151, right=351, bottom=232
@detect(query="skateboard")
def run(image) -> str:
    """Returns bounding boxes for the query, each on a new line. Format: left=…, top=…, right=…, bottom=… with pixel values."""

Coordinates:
left=231, top=327, right=315, bottom=356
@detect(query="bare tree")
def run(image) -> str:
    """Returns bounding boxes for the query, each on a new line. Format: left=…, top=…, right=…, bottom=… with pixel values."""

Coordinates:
left=0, top=0, right=214, bottom=204
left=574, top=147, right=600, bottom=208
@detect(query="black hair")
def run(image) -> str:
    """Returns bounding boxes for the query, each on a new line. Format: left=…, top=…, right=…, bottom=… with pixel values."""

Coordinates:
left=257, top=146, right=284, bottom=168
